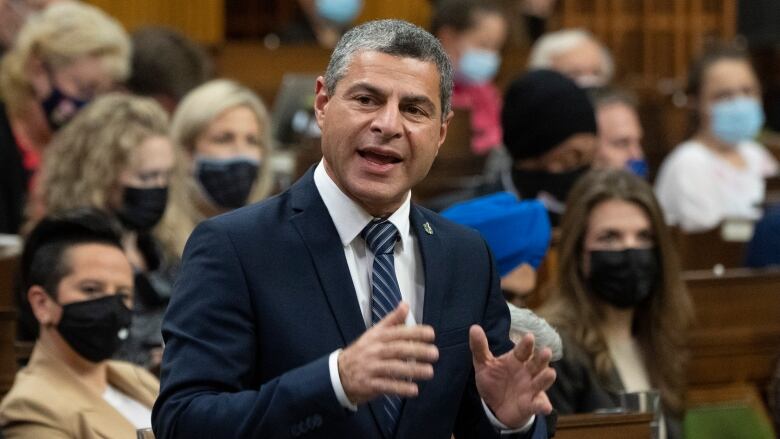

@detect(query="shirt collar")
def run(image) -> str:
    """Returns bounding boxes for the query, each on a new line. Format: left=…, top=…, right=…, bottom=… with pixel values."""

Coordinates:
left=313, top=160, right=411, bottom=249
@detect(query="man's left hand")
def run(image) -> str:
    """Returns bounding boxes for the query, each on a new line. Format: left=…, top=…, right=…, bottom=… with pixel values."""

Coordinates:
left=469, top=325, right=556, bottom=429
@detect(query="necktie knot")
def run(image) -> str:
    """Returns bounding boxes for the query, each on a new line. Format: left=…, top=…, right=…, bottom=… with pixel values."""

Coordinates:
left=361, top=220, right=398, bottom=255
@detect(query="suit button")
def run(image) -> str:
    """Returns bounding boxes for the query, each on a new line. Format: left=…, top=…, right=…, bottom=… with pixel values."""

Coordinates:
left=313, top=414, right=323, bottom=428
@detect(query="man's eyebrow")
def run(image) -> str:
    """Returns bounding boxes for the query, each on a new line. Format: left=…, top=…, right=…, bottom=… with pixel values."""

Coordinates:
left=343, top=82, right=386, bottom=97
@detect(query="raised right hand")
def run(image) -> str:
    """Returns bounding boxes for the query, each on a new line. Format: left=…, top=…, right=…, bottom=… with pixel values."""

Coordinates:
left=337, top=302, right=439, bottom=405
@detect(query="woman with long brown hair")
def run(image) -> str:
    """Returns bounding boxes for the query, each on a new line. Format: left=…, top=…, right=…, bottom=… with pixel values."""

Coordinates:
left=539, top=169, right=693, bottom=439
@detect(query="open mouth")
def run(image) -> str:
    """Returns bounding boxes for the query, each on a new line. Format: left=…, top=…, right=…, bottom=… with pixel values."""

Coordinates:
left=358, top=149, right=402, bottom=165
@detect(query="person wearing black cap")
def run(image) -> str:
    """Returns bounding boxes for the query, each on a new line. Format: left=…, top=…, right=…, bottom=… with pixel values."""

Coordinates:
left=500, top=69, right=598, bottom=224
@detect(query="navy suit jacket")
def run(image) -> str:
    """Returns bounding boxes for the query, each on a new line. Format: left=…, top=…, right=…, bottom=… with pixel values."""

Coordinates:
left=152, top=169, right=548, bottom=439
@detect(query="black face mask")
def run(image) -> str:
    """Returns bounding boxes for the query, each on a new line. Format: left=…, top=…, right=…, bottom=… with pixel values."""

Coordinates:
left=116, top=186, right=168, bottom=231
left=41, top=86, right=89, bottom=131
left=587, top=248, right=659, bottom=309
left=57, top=295, right=132, bottom=363
left=511, top=166, right=589, bottom=207
left=195, top=156, right=260, bottom=210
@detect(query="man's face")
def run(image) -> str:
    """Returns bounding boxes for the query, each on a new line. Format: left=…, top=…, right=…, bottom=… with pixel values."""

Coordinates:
left=314, top=50, right=452, bottom=216
left=594, top=102, right=644, bottom=169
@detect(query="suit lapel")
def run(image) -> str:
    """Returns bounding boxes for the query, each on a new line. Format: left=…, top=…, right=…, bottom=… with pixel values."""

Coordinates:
left=392, top=206, right=450, bottom=438
left=289, top=170, right=367, bottom=347
left=411, top=206, right=447, bottom=332
left=290, top=171, right=391, bottom=438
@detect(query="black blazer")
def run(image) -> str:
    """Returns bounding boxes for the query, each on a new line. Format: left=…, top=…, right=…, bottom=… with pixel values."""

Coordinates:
left=0, top=103, right=27, bottom=234
left=152, top=169, right=547, bottom=438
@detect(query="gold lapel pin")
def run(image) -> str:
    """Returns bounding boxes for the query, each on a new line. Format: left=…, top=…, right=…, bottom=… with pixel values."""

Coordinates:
left=423, top=222, right=433, bottom=235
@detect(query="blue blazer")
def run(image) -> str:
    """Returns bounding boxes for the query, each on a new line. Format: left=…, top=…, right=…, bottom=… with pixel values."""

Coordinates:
left=152, top=170, right=548, bottom=439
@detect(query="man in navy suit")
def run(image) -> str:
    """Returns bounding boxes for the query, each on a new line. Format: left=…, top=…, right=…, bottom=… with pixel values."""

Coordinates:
left=152, top=19, right=556, bottom=438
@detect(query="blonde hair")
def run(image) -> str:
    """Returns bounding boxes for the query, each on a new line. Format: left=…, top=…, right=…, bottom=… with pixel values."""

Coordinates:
left=0, top=1, right=130, bottom=115
left=159, top=79, right=275, bottom=256
left=41, top=93, right=169, bottom=214
left=539, top=170, right=693, bottom=415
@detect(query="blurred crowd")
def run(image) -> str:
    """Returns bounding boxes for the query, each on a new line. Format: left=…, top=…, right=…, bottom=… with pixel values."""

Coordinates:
left=0, top=0, right=779, bottom=438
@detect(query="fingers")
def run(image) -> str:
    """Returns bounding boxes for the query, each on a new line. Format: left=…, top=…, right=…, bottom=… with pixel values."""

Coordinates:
left=531, top=366, right=556, bottom=395
left=512, top=333, right=535, bottom=363
left=526, top=346, right=552, bottom=377
left=380, top=340, right=439, bottom=363
left=373, top=359, right=435, bottom=381
left=531, top=390, right=554, bottom=415
left=375, top=301, right=410, bottom=328
left=377, top=324, right=435, bottom=344
left=469, top=325, right=493, bottom=365
left=367, top=377, right=420, bottom=398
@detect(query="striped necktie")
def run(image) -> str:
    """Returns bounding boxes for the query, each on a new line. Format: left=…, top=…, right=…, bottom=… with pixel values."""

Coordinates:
left=361, top=219, right=403, bottom=436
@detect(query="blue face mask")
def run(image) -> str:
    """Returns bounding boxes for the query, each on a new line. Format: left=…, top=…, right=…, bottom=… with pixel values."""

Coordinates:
left=315, top=0, right=363, bottom=25
left=626, top=158, right=649, bottom=179
left=458, top=48, right=500, bottom=84
left=710, top=97, right=765, bottom=145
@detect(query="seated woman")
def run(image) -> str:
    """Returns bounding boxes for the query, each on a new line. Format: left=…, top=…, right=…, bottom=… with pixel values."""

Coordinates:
left=0, top=1, right=130, bottom=234
left=33, top=93, right=177, bottom=370
left=432, top=0, right=508, bottom=155
left=0, top=208, right=158, bottom=437
left=655, top=46, right=778, bottom=232
left=539, top=169, right=693, bottom=439
left=159, top=79, right=275, bottom=256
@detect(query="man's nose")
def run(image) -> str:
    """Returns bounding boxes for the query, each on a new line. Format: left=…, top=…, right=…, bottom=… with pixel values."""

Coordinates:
left=370, top=104, right=403, bottom=140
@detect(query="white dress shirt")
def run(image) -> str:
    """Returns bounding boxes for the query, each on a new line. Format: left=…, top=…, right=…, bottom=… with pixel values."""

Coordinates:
left=314, top=162, right=532, bottom=434
left=102, top=385, right=152, bottom=429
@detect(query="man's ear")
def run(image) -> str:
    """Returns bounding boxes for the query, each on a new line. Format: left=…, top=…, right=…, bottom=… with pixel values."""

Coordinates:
left=313, top=76, right=330, bottom=129
left=436, top=109, right=455, bottom=155
left=28, top=285, right=57, bottom=326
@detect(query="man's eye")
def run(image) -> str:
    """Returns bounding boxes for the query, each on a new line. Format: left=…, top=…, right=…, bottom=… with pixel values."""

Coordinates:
left=356, top=96, right=374, bottom=105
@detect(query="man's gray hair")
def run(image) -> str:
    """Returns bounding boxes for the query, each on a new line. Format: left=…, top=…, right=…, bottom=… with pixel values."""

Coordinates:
left=324, top=19, right=454, bottom=119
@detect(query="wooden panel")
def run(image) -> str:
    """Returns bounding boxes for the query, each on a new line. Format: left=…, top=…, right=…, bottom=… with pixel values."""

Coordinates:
left=0, top=253, right=20, bottom=399
left=672, top=225, right=749, bottom=270
left=215, top=43, right=331, bottom=106
left=357, top=0, right=432, bottom=28
left=556, top=412, right=654, bottom=439
left=85, top=0, right=225, bottom=45
left=685, top=268, right=780, bottom=388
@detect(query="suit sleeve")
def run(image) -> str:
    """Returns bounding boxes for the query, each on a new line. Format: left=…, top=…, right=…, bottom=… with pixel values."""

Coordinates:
left=452, top=239, right=549, bottom=439
left=152, top=221, right=350, bottom=438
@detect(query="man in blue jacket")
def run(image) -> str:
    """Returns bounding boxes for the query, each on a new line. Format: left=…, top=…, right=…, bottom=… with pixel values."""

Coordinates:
left=152, top=19, right=555, bottom=438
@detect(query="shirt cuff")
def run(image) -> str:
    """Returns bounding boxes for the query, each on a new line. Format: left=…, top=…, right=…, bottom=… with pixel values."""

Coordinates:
left=329, top=349, right=358, bottom=411
left=481, top=399, right=535, bottom=434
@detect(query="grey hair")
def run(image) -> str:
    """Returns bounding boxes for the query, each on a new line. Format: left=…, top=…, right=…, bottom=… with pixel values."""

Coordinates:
left=507, top=302, right=563, bottom=361
left=528, top=28, right=614, bottom=83
left=324, top=19, right=454, bottom=119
